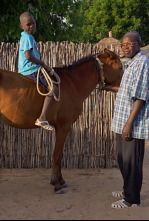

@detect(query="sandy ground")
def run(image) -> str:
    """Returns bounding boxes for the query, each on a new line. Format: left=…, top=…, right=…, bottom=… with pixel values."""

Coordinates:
left=0, top=142, right=149, bottom=220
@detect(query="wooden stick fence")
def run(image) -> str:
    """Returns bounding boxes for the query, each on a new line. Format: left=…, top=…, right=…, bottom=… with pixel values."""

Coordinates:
left=0, top=41, right=118, bottom=169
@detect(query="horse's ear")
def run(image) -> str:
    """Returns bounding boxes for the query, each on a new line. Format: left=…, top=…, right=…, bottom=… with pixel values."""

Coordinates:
left=104, top=48, right=114, bottom=58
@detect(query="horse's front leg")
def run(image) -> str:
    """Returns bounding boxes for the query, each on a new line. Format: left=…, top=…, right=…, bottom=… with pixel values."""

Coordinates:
left=50, top=125, right=70, bottom=193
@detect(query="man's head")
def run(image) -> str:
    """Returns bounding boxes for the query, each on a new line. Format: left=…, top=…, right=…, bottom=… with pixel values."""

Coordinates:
left=20, top=12, right=36, bottom=35
left=121, top=30, right=141, bottom=58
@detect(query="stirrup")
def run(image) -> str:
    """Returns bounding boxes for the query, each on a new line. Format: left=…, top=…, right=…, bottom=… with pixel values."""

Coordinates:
left=111, top=199, right=140, bottom=209
left=112, top=191, right=124, bottom=198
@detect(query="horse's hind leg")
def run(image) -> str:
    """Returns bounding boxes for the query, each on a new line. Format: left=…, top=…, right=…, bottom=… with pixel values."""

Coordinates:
left=50, top=125, right=70, bottom=193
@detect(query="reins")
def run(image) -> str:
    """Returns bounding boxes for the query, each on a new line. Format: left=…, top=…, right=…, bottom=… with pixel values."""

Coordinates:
left=95, top=57, right=105, bottom=89
left=37, top=66, right=60, bottom=101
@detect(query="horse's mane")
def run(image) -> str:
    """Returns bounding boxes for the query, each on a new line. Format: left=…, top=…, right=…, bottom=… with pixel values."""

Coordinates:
left=71, top=55, right=96, bottom=67
left=54, top=55, right=97, bottom=70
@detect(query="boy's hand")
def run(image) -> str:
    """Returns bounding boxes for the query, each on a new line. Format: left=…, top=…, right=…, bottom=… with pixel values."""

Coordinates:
left=41, top=62, right=53, bottom=76
left=41, top=62, right=50, bottom=70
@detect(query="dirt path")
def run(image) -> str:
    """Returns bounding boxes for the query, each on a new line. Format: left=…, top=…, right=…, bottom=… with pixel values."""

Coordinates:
left=0, top=141, right=149, bottom=220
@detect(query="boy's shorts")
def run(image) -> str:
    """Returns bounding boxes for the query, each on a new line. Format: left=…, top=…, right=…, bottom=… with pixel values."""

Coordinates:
left=26, top=68, right=49, bottom=89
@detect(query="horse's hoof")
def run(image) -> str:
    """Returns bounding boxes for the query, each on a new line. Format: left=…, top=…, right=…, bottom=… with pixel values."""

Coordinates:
left=62, top=183, right=68, bottom=188
left=55, top=189, right=66, bottom=194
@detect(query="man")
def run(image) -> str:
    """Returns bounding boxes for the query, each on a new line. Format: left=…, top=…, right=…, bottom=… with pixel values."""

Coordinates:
left=111, top=30, right=149, bottom=209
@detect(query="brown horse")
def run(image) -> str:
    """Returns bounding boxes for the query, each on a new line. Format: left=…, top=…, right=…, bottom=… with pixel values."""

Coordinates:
left=0, top=48, right=123, bottom=193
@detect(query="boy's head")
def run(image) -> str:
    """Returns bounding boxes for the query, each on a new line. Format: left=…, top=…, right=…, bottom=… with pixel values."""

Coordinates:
left=20, top=12, right=36, bottom=35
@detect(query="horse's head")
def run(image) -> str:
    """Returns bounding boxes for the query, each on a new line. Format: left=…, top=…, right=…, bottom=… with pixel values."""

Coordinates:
left=97, top=48, right=123, bottom=92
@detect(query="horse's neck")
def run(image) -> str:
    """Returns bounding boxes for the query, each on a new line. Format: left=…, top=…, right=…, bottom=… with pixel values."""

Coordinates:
left=73, top=62, right=98, bottom=98
left=55, top=62, right=98, bottom=100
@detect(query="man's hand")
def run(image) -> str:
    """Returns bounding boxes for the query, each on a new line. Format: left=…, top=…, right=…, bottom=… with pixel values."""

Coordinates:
left=122, top=122, right=133, bottom=142
left=122, top=98, right=145, bottom=142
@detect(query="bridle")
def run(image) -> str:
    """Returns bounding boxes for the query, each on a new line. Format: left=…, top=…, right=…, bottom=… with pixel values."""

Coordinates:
left=95, top=57, right=105, bottom=90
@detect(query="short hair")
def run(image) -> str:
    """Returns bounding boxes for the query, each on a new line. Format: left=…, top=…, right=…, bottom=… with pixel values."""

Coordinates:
left=123, top=30, right=141, bottom=42
left=20, top=12, right=33, bottom=23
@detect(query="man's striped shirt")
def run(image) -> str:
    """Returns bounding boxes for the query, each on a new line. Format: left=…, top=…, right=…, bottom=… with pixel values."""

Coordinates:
left=111, top=51, right=149, bottom=139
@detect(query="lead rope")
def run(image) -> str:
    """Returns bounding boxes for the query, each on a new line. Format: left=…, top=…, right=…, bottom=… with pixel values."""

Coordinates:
left=37, top=66, right=60, bottom=101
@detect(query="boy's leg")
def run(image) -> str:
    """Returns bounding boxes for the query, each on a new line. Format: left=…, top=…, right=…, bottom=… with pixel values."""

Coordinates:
left=38, top=95, right=53, bottom=121
left=35, top=84, right=58, bottom=130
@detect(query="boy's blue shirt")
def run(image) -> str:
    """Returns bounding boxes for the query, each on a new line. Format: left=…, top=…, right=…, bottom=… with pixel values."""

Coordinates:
left=18, top=31, right=40, bottom=75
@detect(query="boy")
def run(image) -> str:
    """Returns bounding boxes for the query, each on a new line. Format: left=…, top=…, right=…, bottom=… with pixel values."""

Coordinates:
left=18, top=11, right=55, bottom=131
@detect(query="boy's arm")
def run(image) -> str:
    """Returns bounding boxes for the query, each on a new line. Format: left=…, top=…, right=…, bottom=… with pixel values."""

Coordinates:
left=25, top=49, right=51, bottom=71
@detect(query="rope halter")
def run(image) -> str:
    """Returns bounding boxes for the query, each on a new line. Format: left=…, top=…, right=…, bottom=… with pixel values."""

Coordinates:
left=95, top=57, right=105, bottom=90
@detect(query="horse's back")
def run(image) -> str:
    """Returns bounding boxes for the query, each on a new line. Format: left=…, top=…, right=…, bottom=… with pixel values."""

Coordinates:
left=0, top=69, right=46, bottom=129
left=0, top=68, right=36, bottom=88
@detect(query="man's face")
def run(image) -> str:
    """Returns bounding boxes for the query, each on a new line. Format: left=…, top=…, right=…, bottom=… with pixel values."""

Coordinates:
left=121, top=36, right=141, bottom=58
